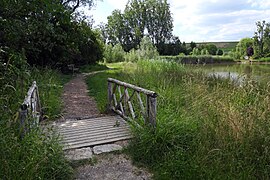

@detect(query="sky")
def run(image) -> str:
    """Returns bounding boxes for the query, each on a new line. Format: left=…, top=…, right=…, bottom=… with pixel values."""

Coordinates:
left=83, top=0, right=270, bottom=42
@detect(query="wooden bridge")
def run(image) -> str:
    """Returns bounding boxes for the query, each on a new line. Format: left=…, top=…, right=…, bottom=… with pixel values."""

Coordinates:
left=19, top=78, right=157, bottom=150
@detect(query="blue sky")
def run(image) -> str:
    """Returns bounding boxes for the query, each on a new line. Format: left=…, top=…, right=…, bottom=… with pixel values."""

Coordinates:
left=83, top=0, right=270, bottom=42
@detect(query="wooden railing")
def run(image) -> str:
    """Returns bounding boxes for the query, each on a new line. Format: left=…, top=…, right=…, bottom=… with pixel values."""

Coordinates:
left=19, top=81, right=41, bottom=135
left=107, top=78, right=157, bottom=127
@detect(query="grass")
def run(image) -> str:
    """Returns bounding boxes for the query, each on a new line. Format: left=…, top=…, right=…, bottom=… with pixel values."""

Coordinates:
left=79, top=63, right=109, bottom=73
left=86, top=60, right=270, bottom=179
left=0, top=62, right=73, bottom=179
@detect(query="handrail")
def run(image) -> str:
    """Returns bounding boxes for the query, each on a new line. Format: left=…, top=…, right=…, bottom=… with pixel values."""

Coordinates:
left=19, top=81, right=41, bottom=136
left=107, top=78, right=157, bottom=127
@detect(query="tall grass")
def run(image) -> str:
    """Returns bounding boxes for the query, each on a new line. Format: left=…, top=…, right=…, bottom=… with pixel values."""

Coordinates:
left=0, top=53, right=72, bottom=179
left=87, top=60, right=270, bottom=179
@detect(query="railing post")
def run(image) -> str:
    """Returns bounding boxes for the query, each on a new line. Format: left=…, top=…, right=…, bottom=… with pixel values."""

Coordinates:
left=19, top=104, right=28, bottom=137
left=107, top=81, right=113, bottom=111
left=147, top=95, right=157, bottom=127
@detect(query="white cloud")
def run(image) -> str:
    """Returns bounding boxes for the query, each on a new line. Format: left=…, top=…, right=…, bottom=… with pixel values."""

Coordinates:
left=169, top=0, right=270, bottom=42
left=89, top=0, right=270, bottom=42
left=248, top=0, right=270, bottom=9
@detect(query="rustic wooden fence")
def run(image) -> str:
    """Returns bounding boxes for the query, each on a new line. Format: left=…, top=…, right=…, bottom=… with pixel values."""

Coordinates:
left=107, top=78, right=157, bottom=127
left=19, top=81, right=41, bottom=135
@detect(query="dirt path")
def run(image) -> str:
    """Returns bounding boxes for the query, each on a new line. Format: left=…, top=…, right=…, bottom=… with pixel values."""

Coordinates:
left=60, top=73, right=152, bottom=180
left=60, top=74, right=101, bottom=120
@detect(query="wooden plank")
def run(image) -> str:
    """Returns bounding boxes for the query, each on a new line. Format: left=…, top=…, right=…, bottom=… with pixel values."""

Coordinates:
left=62, top=130, right=131, bottom=144
left=57, top=120, right=127, bottom=130
left=56, top=117, right=128, bottom=130
left=58, top=123, right=128, bottom=134
left=63, top=135, right=132, bottom=150
left=57, top=116, right=126, bottom=126
left=64, top=133, right=132, bottom=147
left=60, top=126, right=129, bottom=138
left=56, top=116, right=132, bottom=150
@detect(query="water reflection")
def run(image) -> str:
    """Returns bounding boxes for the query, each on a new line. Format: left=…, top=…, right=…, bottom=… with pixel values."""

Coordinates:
left=203, top=64, right=270, bottom=85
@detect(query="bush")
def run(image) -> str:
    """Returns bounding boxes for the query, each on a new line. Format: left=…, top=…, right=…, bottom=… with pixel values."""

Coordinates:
left=137, top=37, right=159, bottom=60
left=104, top=44, right=126, bottom=63
left=125, top=48, right=140, bottom=62
left=216, top=49, right=224, bottom=55
left=0, top=1, right=103, bottom=67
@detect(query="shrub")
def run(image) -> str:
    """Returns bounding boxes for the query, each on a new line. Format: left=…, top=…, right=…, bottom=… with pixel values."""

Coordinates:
left=216, top=49, right=224, bottom=55
left=104, top=44, right=125, bottom=63
left=137, top=37, right=159, bottom=60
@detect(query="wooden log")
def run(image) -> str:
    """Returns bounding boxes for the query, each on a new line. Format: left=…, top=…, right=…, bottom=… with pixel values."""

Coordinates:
left=117, top=86, right=125, bottom=115
left=136, top=91, right=147, bottom=123
left=23, top=81, right=37, bottom=106
left=125, top=88, right=135, bottom=119
left=148, top=96, right=157, bottom=127
left=107, top=81, right=113, bottom=110
left=108, top=78, right=157, bottom=98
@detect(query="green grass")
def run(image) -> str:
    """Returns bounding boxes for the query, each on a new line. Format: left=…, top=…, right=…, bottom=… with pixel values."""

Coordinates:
left=86, top=60, right=270, bottom=179
left=85, top=62, right=136, bottom=112
left=79, top=63, right=109, bottom=73
left=258, top=57, right=270, bottom=62
left=0, top=63, right=73, bottom=179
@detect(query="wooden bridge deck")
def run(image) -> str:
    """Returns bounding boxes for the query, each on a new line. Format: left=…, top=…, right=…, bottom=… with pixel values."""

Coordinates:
left=55, top=116, right=132, bottom=150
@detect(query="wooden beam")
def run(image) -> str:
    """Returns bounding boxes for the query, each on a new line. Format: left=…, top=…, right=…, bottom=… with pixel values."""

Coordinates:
left=108, top=78, right=157, bottom=98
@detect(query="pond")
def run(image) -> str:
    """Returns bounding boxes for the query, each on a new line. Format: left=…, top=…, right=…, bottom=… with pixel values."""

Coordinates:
left=193, top=63, right=270, bottom=84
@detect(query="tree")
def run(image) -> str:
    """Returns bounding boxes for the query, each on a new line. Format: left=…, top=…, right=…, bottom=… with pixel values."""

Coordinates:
left=190, top=41, right=197, bottom=50
left=216, top=49, right=223, bottom=56
left=145, top=0, right=173, bottom=52
left=61, top=0, right=96, bottom=12
left=0, top=0, right=103, bottom=67
left=124, top=0, right=146, bottom=50
left=137, top=36, right=159, bottom=59
left=105, top=0, right=173, bottom=53
left=235, top=38, right=254, bottom=59
left=247, top=46, right=254, bottom=57
left=205, top=44, right=218, bottom=55
left=254, top=21, right=270, bottom=58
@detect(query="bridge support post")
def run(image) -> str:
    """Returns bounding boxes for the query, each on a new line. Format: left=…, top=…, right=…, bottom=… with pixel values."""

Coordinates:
left=147, top=96, right=157, bottom=127
left=107, top=81, right=113, bottom=111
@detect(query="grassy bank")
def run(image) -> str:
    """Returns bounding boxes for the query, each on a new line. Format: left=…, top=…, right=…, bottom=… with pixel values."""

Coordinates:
left=160, top=55, right=235, bottom=64
left=86, top=60, right=270, bottom=179
left=0, top=60, right=73, bottom=179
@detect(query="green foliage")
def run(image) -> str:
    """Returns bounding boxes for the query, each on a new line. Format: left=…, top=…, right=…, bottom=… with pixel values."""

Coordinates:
left=136, top=36, right=159, bottom=60
left=253, top=21, right=270, bottom=58
left=200, top=48, right=209, bottom=55
left=161, top=55, right=234, bottom=64
left=87, top=60, right=270, bottom=179
left=0, top=0, right=103, bottom=67
left=0, top=49, right=72, bottom=179
left=216, top=49, right=224, bottom=55
left=235, top=38, right=254, bottom=59
left=125, top=48, right=140, bottom=62
left=79, top=63, right=109, bottom=73
left=191, top=47, right=200, bottom=56
left=105, top=0, right=173, bottom=52
left=104, top=44, right=126, bottom=63
left=205, top=43, right=218, bottom=55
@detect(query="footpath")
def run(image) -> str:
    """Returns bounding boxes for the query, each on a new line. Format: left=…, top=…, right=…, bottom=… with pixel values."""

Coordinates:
left=59, top=73, right=152, bottom=180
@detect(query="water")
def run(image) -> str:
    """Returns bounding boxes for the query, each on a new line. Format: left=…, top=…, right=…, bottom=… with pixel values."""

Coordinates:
left=194, top=63, right=270, bottom=84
